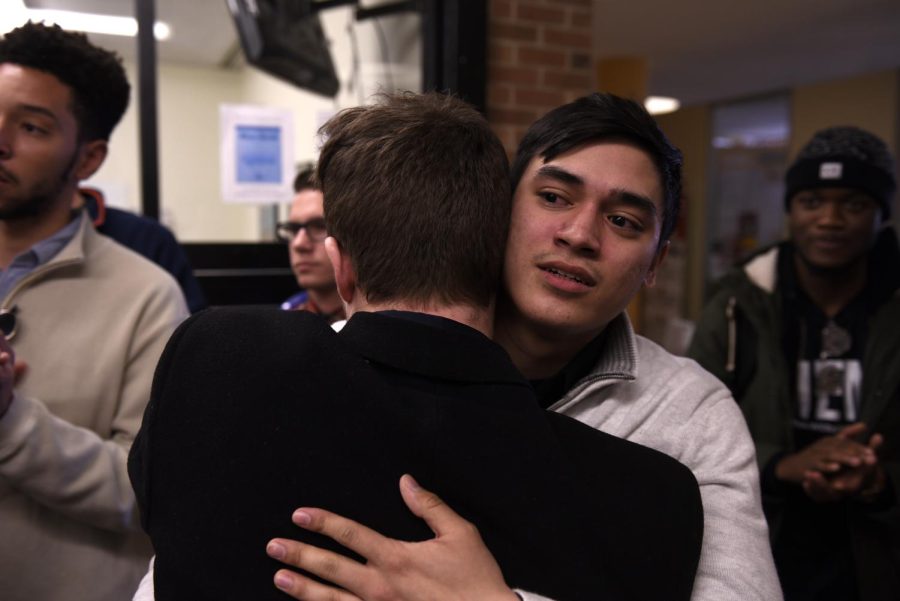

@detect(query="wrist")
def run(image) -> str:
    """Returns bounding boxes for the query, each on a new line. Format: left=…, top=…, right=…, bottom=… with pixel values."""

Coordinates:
left=774, top=455, right=801, bottom=484
left=857, top=466, right=887, bottom=503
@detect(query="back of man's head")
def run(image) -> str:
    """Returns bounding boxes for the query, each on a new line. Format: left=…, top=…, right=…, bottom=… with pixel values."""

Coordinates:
left=511, top=93, right=682, bottom=245
left=0, top=21, right=129, bottom=141
left=317, top=92, right=510, bottom=309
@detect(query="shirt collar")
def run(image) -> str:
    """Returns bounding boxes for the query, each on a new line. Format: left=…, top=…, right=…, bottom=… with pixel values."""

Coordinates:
left=26, top=211, right=83, bottom=267
left=531, top=312, right=638, bottom=408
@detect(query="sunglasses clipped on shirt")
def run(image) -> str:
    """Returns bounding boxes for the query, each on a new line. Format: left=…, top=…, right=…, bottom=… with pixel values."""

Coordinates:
left=0, top=306, right=18, bottom=341
left=276, top=219, right=328, bottom=243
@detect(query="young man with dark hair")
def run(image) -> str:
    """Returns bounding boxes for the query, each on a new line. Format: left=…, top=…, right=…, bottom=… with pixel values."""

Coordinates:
left=689, top=126, right=900, bottom=601
left=0, top=22, right=187, bottom=601
left=263, top=93, right=780, bottom=601
left=278, top=165, right=344, bottom=322
left=129, top=92, right=702, bottom=601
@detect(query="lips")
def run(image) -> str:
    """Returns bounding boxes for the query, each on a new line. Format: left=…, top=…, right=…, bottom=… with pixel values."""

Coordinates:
left=0, top=166, right=16, bottom=185
left=537, top=261, right=596, bottom=287
left=809, top=236, right=847, bottom=249
left=293, top=262, right=319, bottom=271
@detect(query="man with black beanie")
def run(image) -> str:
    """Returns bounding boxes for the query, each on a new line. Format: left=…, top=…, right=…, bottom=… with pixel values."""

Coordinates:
left=689, top=125, right=900, bottom=601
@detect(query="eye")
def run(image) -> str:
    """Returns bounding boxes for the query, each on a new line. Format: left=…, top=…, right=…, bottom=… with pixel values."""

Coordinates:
left=608, top=214, right=641, bottom=231
left=22, top=122, right=48, bottom=135
left=794, top=194, right=821, bottom=210
left=307, top=219, right=327, bottom=236
left=538, top=191, right=560, bottom=204
left=843, top=196, right=874, bottom=213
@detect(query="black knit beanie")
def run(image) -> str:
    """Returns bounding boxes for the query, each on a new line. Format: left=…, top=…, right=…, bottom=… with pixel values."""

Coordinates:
left=784, top=126, right=896, bottom=220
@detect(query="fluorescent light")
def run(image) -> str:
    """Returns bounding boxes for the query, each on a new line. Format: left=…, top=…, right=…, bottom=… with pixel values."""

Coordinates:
left=645, top=96, right=680, bottom=116
left=25, top=9, right=171, bottom=40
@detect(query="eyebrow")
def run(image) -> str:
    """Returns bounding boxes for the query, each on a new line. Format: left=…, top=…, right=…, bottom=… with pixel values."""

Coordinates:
left=19, top=104, right=60, bottom=124
left=609, top=188, right=659, bottom=218
left=534, top=165, right=584, bottom=187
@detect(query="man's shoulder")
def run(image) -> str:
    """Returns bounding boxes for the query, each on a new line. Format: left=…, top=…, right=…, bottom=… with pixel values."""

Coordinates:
left=622, top=334, right=734, bottom=418
left=170, top=306, right=342, bottom=367
left=545, top=409, right=703, bottom=599
left=635, top=334, right=728, bottom=390
left=547, top=408, right=698, bottom=487
left=706, top=243, right=782, bottom=303
left=179, top=306, right=334, bottom=342
left=82, top=225, right=182, bottom=291
left=101, top=206, right=178, bottom=242
left=560, top=330, right=747, bottom=464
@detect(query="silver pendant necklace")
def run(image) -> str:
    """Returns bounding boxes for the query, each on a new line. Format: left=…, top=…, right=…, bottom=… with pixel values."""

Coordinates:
left=815, top=320, right=851, bottom=397
left=821, top=319, right=852, bottom=359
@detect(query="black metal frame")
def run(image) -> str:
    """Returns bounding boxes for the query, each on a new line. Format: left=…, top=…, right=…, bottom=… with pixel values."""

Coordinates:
left=134, top=0, right=486, bottom=217
left=133, top=1, right=486, bottom=304
left=135, top=0, right=160, bottom=220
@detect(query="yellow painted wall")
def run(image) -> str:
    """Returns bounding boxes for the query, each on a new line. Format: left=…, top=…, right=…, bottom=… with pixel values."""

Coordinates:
left=790, top=69, right=900, bottom=222
left=790, top=70, right=899, bottom=159
left=656, top=105, right=712, bottom=321
left=654, top=68, right=899, bottom=322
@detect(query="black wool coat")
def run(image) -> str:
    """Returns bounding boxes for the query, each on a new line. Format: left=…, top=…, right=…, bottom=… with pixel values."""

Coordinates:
left=129, top=308, right=703, bottom=601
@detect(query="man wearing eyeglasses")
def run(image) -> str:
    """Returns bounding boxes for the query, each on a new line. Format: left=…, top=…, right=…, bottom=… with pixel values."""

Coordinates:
left=277, top=167, right=344, bottom=324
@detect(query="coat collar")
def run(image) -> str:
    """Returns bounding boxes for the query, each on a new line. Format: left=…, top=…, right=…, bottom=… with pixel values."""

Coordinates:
left=339, top=310, right=529, bottom=387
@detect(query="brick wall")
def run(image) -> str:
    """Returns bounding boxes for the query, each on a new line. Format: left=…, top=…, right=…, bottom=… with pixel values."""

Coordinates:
left=487, top=0, right=594, bottom=154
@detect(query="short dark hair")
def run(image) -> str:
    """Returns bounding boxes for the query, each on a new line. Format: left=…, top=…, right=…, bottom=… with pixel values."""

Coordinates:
left=511, top=93, right=682, bottom=245
left=292, top=165, right=318, bottom=193
left=317, top=92, right=510, bottom=308
left=0, top=21, right=129, bottom=141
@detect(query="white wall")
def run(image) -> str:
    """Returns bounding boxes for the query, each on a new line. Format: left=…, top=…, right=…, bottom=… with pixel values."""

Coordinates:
left=87, top=8, right=421, bottom=242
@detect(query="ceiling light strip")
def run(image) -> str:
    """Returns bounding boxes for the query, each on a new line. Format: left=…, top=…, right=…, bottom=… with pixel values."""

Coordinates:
left=25, top=9, right=171, bottom=40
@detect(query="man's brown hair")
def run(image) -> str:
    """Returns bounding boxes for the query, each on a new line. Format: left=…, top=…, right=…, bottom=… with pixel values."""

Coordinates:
left=317, top=92, right=510, bottom=309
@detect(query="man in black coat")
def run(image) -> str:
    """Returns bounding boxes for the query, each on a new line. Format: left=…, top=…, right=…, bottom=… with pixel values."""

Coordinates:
left=128, top=93, right=702, bottom=601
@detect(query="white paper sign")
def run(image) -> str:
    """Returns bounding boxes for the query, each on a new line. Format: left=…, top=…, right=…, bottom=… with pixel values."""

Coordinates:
left=220, top=104, right=294, bottom=204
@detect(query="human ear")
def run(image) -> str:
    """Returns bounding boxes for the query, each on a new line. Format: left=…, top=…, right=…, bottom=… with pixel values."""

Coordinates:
left=324, top=237, right=356, bottom=304
left=73, top=140, right=108, bottom=181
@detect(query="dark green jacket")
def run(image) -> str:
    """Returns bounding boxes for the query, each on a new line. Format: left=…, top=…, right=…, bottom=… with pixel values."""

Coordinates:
left=688, top=229, right=900, bottom=601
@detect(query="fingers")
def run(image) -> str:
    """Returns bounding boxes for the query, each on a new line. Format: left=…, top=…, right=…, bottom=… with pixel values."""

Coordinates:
left=819, top=448, right=869, bottom=470
left=272, top=567, right=362, bottom=601
left=266, top=538, right=365, bottom=600
left=802, top=472, right=838, bottom=503
left=398, top=474, right=474, bottom=539
left=809, top=434, right=875, bottom=472
left=868, top=432, right=884, bottom=452
left=0, top=334, right=12, bottom=355
left=13, top=360, right=27, bottom=385
left=290, top=507, right=390, bottom=561
left=836, top=422, right=868, bottom=440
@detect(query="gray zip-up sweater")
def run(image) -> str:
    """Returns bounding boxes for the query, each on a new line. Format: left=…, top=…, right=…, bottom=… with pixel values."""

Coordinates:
left=545, top=313, right=781, bottom=601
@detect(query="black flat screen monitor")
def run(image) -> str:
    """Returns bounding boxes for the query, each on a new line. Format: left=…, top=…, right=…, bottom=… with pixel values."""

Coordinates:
left=227, top=0, right=340, bottom=98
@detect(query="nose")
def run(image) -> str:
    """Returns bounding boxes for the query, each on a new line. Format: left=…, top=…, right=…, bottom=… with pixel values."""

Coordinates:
left=816, top=199, right=845, bottom=227
left=555, top=204, right=600, bottom=256
left=291, top=226, right=314, bottom=251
